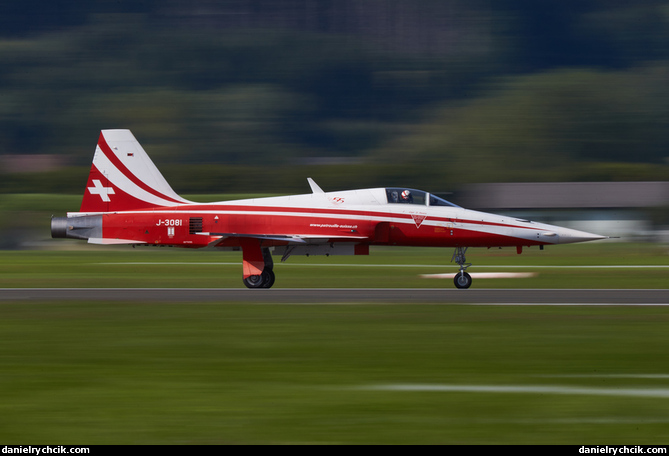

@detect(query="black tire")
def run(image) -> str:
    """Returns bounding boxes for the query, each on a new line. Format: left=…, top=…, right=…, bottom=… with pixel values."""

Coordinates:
left=243, top=274, right=265, bottom=289
left=243, top=269, right=276, bottom=289
left=454, top=271, right=472, bottom=289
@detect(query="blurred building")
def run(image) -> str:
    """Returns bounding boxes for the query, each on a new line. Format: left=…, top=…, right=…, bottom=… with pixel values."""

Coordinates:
left=0, top=155, right=68, bottom=174
left=456, top=182, right=669, bottom=241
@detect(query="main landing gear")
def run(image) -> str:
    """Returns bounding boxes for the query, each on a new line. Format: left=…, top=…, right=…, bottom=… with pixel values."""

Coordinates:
left=243, top=247, right=276, bottom=289
left=243, top=268, right=275, bottom=289
left=452, top=247, right=472, bottom=289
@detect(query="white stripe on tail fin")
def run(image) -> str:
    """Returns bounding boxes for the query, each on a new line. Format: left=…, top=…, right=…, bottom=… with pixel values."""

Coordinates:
left=79, top=130, right=192, bottom=213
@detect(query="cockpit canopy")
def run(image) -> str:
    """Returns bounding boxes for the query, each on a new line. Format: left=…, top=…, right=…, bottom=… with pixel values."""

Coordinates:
left=385, top=188, right=460, bottom=207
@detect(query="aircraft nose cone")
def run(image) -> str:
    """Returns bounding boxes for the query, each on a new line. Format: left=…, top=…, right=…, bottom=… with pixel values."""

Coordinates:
left=558, top=228, right=607, bottom=244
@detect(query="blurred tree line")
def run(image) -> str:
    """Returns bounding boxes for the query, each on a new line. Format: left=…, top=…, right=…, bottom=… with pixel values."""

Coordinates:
left=0, top=0, right=668, bottom=195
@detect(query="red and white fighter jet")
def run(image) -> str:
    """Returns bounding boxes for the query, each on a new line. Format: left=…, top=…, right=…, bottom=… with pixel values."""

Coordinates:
left=52, top=130, right=607, bottom=289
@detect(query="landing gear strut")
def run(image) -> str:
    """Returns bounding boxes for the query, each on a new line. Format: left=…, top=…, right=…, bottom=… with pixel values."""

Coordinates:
left=452, top=247, right=472, bottom=289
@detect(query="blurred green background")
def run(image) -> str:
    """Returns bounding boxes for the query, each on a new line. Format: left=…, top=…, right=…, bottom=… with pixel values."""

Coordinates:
left=1, top=0, right=668, bottom=196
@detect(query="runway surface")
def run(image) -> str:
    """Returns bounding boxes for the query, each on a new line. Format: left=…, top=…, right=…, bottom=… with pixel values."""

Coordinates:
left=1, top=288, right=668, bottom=304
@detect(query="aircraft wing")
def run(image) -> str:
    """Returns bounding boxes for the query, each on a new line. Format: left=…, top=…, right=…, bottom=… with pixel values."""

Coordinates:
left=198, top=232, right=370, bottom=247
left=199, top=232, right=308, bottom=244
left=88, top=238, right=147, bottom=245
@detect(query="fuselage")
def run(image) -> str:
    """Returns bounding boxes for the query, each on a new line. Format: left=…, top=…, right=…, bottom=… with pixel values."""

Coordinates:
left=57, top=187, right=604, bottom=250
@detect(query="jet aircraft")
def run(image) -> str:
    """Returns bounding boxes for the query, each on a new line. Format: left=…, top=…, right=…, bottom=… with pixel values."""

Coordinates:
left=51, top=130, right=607, bottom=289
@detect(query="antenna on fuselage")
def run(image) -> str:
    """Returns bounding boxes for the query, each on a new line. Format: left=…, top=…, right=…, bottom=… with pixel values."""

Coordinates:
left=307, top=178, right=324, bottom=194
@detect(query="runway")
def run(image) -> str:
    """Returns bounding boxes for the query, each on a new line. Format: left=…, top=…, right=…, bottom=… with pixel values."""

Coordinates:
left=0, top=288, right=668, bottom=304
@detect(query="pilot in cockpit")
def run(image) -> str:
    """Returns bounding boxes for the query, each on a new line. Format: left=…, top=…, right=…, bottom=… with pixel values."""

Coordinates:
left=401, top=189, right=413, bottom=203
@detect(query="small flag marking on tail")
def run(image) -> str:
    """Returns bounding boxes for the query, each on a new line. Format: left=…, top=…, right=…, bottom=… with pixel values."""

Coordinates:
left=88, top=179, right=115, bottom=202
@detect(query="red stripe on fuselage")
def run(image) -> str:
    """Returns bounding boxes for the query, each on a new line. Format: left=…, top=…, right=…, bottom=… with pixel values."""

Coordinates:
left=99, top=205, right=546, bottom=248
left=133, top=203, right=539, bottom=232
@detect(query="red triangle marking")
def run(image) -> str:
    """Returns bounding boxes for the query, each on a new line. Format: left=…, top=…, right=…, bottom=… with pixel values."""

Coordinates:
left=411, top=213, right=427, bottom=228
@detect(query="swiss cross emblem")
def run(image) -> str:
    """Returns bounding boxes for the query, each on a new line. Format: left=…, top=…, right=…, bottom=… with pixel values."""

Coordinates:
left=411, top=213, right=427, bottom=228
left=88, top=179, right=115, bottom=202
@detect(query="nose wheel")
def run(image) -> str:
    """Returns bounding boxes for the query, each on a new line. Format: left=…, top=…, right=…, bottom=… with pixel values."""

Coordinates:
left=454, top=271, right=472, bottom=289
left=452, top=247, right=472, bottom=289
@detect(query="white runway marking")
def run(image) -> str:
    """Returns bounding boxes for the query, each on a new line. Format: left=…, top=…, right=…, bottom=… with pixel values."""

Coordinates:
left=539, top=374, right=669, bottom=379
left=365, top=384, right=669, bottom=398
left=95, top=262, right=669, bottom=269
left=458, top=417, right=669, bottom=424
left=2, top=288, right=666, bottom=305
left=420, top=272, right=537, bottom=279
left=97, top=262, right=241, bottom=265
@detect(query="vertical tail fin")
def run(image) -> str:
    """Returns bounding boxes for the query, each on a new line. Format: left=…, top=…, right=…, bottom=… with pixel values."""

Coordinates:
left=79, top=130, right=191, bottom=213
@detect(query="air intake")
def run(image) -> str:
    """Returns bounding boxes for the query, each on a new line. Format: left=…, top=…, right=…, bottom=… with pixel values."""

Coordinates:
left=189, top=217, right=203, bottom=235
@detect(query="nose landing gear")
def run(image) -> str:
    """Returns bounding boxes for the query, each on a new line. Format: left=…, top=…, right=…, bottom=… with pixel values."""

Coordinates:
left=452, top=247, right=472, bottom=289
